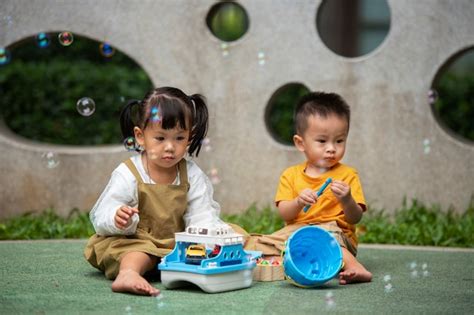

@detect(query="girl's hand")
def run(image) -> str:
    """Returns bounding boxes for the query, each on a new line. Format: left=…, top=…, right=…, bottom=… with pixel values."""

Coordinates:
left=330, top=180, right=351, bottom=204
left=115, top=205, right=139, bottom=229
left=297, top=188, right=318, bottom=208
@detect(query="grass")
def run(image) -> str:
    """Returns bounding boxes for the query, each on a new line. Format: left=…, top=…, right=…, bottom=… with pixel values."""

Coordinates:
left=357, top=198, right=474, bottom=247
left=1, top=199, right=473, bottom=247
left=0, top=208, right=94, bottom=240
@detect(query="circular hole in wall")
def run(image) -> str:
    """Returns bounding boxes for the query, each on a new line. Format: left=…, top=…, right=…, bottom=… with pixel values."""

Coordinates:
left=206, top=1, right=249, bottom=42
left=265, top=83, right=311, bottom=145
left=0, top=32, right=153, bottom=145
left=431, top=47, right=474, bottom=143
left=316, top=0, right=391, bottom=58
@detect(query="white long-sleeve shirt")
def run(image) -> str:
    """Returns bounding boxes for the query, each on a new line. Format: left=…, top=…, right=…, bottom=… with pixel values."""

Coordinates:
left=89, top=154, right=224, bottom=236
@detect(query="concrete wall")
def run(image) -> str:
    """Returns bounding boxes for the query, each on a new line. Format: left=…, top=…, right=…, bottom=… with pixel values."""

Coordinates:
left=1, top=0, right=473, bottom=218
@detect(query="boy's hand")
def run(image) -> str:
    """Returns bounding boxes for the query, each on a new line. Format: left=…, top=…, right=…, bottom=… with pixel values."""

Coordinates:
left=115, top=205, right=139, bottom=229
left=330, top=180, right=352, bottom=204
left=297, top=188, right=318, bottom=208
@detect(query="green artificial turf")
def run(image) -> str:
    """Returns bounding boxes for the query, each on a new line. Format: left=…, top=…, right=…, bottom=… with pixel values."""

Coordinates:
left=0, top=240, right=473, bottom=314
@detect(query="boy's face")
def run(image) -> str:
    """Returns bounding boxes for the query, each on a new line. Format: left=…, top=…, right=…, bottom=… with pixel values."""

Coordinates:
left=293, top=113, right=348, bottom=172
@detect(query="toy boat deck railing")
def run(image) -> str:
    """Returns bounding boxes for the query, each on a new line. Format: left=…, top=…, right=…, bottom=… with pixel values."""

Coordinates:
left=159, top=231, right=261, bottom=275
left=158, top=229, right=261, bottom=293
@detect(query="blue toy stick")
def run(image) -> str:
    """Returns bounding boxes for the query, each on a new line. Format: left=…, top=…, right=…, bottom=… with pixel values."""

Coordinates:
left=303, top=178, right=333, bottom=212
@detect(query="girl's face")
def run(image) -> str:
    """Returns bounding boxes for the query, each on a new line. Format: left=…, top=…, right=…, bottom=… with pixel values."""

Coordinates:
left=293, top=113, right=348, bottom=174
left=134, top=121, right=190, bottom=170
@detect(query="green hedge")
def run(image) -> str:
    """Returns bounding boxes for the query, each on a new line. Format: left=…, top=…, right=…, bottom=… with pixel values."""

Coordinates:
left=0, top=34, right=152, bottom=145
left=433, top=72, right=474, bottom=142
left=1, top=199, right=473, bottom=248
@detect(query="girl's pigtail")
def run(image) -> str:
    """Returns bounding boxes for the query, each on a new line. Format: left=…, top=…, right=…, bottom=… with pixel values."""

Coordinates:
left=188, top=94, right=209, bottom=157
left=120, top=99, right=140, bottom=152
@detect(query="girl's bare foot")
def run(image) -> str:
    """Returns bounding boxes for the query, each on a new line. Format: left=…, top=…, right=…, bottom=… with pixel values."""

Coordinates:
left=112, top=269, right=160, bottom=296
left=339, top=267, right=372, bottom=285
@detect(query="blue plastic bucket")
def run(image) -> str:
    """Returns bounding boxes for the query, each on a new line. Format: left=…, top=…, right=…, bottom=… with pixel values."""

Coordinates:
left=283, top=226, right=343, bottom=287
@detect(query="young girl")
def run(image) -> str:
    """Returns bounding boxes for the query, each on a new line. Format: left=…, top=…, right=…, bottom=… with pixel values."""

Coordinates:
left=84, top=87, right=227, bottom=296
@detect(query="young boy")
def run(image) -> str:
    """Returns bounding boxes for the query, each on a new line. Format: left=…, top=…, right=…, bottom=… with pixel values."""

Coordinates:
left=247, top=91, right=372, bottom=284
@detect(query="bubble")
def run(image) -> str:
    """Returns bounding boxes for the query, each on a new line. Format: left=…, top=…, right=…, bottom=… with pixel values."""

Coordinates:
left=409, top=261, right=417, bottom=270
left=428, top=89, right=438, bottom=105
left=76, top=97, right=96, bottom=116
left=0, top=48, right=11, bottom=65
left=36, top=32, right=51, bottom=48
left=125, top=305, right=132, bottom=314
left=2, top=15, right=13, bottom=28
left=325, top=291, right=335, bottom=308
left=422, top=270, right=429, bottom=277
left=150, top=106, right=161, bottom=123
left=58, top=31, right=74, bottom=46
left=157, top=302, right=165, bottom=309
left=156, top=292, right=165, bottom=309
left=148, top=149, right=158, bottom=160
left=258, top=51, right=266, bottom=66
left=384, top=282, right=393, bottom=293
left=356, top=224, right=367, bottom=236
left=123, top=137, right=136, bottom=151
left=423, top=138, right=431, bottom=154
left=411, top=269, right=418, bottom=278
left=202, top=137, right=212, bottom=152
left=421, top=263, right=428, bottom=270
left=220, top=42, right=229, bottom=57
left=209, top=168, right=221, bottom=185
left=319, top=167, right=329, bottom=174
left=42, top=152, right=60, bottom=169
left=99, top=42, right=115, bottom=58
left=383, top=274, right=391, bottom=282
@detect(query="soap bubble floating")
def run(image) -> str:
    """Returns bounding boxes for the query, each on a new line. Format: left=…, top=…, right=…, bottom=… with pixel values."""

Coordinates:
left=384, top=282, right=393, bottom=293
left=58, top=31, right=74, bottom=46
left=428, top=89, right=438, bottom=105
left=36, top=33, right=51, bottom=48
left=76, top=97, right=96, bottom=116
left=150, top=106, right=161, bottom=123
left=202, top=137, right=212, bottom=152
left=220, top=42, right=229, bottom=57
left=258, top=51, right=266, bottom=66
left=100, top=42, right=115, bottom=58
left=156, top=293, right=165, bottom=309
left=209, top=168, right=221, bottom=185
left=0, top=48, right=11, bottom=65
left=423, top=138, right=431, bottom=154
left=123, top=137, right=136, bottom=151
left=42, top=151, right=60, bottom=169
left=325, top=291, right=336, bottom=309
left=2, top=15, right=13, bottom=28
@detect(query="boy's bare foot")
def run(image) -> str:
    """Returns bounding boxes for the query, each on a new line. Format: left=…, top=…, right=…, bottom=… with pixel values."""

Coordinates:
left=339, top=268, right=372, bottom=285
left=112, top=269, right=160, bottom=296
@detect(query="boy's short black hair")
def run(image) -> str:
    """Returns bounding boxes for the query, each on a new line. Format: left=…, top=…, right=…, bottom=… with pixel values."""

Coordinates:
left=294, top=91, right=350, bottom=135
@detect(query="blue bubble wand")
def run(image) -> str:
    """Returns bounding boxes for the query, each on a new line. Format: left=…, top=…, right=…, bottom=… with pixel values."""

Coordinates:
left=303, top=178, right=333, bottom=212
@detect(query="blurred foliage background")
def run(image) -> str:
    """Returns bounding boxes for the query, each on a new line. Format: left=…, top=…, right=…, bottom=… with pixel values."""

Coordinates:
left=0, top=34, right=153, bottom=145
left=432, top=49, right=474, bottom=142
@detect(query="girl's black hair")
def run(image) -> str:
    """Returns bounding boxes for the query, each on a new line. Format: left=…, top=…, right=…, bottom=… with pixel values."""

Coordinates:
left=119, top=87, right=209, bottom=157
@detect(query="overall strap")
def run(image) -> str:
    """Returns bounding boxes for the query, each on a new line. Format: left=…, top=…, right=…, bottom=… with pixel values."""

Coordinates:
left=124, top=158, right=144, bottom=184
left=177, top=159, right=189, bottom=190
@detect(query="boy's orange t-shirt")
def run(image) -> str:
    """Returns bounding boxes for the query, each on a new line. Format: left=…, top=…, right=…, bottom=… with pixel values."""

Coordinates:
left=275, top=162, right=366, bottom=247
